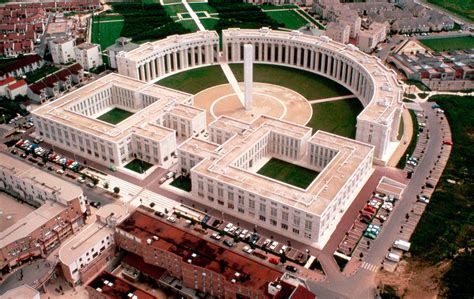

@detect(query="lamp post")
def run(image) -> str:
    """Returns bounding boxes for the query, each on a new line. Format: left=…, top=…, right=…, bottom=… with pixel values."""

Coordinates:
left=2, top=114, right=5, bottom=124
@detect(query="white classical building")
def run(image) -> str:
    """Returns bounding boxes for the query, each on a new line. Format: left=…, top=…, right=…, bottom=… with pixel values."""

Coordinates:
left=222, top=28, right=403, bottom=162
left=178, top=115, right=374, bottom=247
left=31, top=73, right=206, bottom=169
left=116, top=31, right=219, bottom=82
left=74, top=42, right=103, bottom=71
left=116, top=28, right=403, bottom=162
left=49, top=37, right=76, bottom=64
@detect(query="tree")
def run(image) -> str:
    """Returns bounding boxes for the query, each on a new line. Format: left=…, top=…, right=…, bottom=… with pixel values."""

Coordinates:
left=103, top=182, right=109, bottom=189
left=91, top=177, right=99, bottom=186
left=113, top=187, right=120, bottom=195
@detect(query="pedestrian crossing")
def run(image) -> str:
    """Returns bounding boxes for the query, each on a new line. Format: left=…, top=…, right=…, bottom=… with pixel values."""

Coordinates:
left=361, top=262, right=379, bottom=272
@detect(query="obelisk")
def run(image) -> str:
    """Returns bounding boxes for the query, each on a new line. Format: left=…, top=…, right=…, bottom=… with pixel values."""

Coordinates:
left=244, top=44, right=253, bottom=111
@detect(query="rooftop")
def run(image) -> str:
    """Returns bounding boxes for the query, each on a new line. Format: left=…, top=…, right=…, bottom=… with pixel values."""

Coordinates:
left=32, top=73, right=199, bottom=143
left=180, top=116, right=374, bottom=215
left=0, top=153, right=83, bottom=202
left=0, top=200, right=66, bottom=248
left=117, top=209, right=282, bottom=292
left=0, top=284, right=40, bottom=299
left=88, top=271, right=157, bottom=299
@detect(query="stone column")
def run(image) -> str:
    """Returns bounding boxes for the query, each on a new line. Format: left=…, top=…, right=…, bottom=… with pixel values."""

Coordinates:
left=244, top=44, right=253, bottom=111
left=139, top=65, right=145, bottom=81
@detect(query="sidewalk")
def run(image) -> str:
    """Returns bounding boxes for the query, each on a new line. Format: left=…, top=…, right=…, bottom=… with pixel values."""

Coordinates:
left=182, top=0, right=205, bottom=31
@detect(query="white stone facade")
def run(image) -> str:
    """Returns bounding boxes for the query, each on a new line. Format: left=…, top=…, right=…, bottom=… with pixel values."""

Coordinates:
left=116, top=31, right=219, bottom=82
left=222, top=28, right=403, bottom=162
left=32, top=74, right=206, bottom=169
left=74, top=43, right=103, bottom=71
left=49, top=38, right=76, bottom=64
left=325, top=22, right=350, bottom=44
left=178, top=116, right=374, bottom=248
left=357, top=22, right=389, bottom=54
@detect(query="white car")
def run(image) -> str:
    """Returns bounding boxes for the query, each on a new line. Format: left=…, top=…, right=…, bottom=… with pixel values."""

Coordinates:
left=211, top=233, right=222, bottom=240
left=56, top=169, right=64, bottom=174
left=166, top=216, right=176, bottom=223
left=239, top=229, right=248, bottom=239
left=269, top=241, right=278, bottom=250
left=382, top=202, right=393, bottom=211
left=78, top=177, right=85, bottom=183
left=242, top=245, right=253, bottom=254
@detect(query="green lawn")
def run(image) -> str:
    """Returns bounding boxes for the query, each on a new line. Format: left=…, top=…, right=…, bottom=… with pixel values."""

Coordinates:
left=419, top=36, right=474, bottom=52
left=308, top=99, right=363, bottom=138
left=189, top=3, right=217, bottom=13
left=164, top=3, right=188, bottom=16
left=170, top=176, right=192, bottom=192
left=258, top=4, right=298, bottom=10
left=257, top=158, right=319, bottom=189
left=409, top=95, right=474, bottom=298
left=180, top=11, right=207, bottom=18
left=178, top=20, right=199, bottom=31
left=201, top=18, right=219, bottom=30
left=91, top=15, right=124, bottom=49
left=396, top=109, right=419, bottom=169
left=24, top=66, right=59, bottom=84
left=124, top=159, right=153, bottom=174
left=97, top=108, right=134, bottom=125
left=157, top=65, right=227, bottom=94
left=229, top=64, right=351, bottom=100
left=427, top=0, right=474, bottom=22
left=264, top=10, right=308, bottom=29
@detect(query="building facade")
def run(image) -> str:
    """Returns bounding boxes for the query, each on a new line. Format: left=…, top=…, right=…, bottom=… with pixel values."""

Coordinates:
left=74, top=43, right=103, bottom=71
left=178, top=115, right=374, bottom=248
left=32, top=74, right=206, bottom=169
left=357, top=22, right=389, bottom=53
left=116, top=31, right=219, bottom=82
left=0, top=153, right=86, bottom=273
left=49, top=37, right=76, bottom=64
left=325, top=22, right=350, bottom=44
left=222, top=28, right=403, bottom=162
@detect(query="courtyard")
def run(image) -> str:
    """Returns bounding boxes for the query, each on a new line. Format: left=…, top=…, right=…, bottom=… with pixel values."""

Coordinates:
left=257, top=158, right=319, bottom=189
left=97, top=108, right=134, bottom=125
left=124, top=159, right=153, bottom=174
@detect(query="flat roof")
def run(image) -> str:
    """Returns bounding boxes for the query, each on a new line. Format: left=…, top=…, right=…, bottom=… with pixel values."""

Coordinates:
left=32, top=73, right=199, bottom=143
left=58, top=221, right=113, bottom=266
left=117, top=209, right=282, bottom=292
left=88, top=271, right=156, bottom=299
left=222, top=28, right=403, bottom=125
left=119, top=30, right=219, bottom=62
left=0, top=153, right=83, bottom=202
left=180, top=116, right=373, bottom=215
left=0, top=284, right=39, bottom=299
left=0, top=201, right=66, bottom=248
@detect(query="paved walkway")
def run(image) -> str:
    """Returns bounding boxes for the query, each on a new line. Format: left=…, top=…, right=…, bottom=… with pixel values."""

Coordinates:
left=181, top=0, right=205, bottom=31
left=219, top=62, right=245, bottom=105
left=308, top=95, right=356, bottom=104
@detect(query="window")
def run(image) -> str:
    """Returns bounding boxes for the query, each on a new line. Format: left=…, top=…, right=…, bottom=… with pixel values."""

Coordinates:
left=281, top=223, right=288, bottom=230
left=238, top=207, right=245, bottom=213
left=292, top=228, right=300, bottom=234
left=259, top=203, right=266, bottom=213
left=305, top=220, right=313, bottom=231
left=270, top=219, right=277, bottom=226
left=249, top=199, right=255, bottom=210
left=293, top=216, right=300, bottom=226
left=270, top=207, right=277, bottom=217
left=259, top=215, right=266, bottom=222
left=282, top=211, right=288, bottom=222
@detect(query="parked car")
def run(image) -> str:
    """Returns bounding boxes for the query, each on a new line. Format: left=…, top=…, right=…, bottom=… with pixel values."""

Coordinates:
left=443, top=140, right=453, bottom=146
left=223, top=239, right=234, bottom=247
left=211, top=233, right=222, bottom=240
left=56, top=169, right=64, bottom=174
left=285, top=265, right=297, bottom=273
left=417, top=195, right=430, bottom=204
left=268, top=257, right=279, bottom=265
left=166, top=216, right=176, bottom=223
left=269, top=241, right=278, bottom=251
left=154, top=211, right=165, bottom=218
left=242, top=245, right=253, bottom=254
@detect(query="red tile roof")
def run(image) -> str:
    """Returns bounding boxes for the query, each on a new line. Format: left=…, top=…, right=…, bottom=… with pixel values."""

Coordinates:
left=118, top=209, right=283, bottom=293
left=0, top=54, right=42, bottom=76
left=0, top=77, right=15, bottom=86
left=290, top=285, right=316, bottom=299
left=121, top=252, right=167, bottom=281
left=7, top=79, right=26, bottom=90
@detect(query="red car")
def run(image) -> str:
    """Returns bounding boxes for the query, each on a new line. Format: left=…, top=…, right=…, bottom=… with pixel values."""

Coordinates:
left=363, top=206, right=376, bottom=213
left=269, top=257, right=279, bottom=265
left=443, top=140, right=453, bottom=146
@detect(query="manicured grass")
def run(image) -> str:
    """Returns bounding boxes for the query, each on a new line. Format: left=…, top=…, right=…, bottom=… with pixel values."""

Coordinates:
left=24, top=66, right=59, bottom=84
left=180, top=11, right=207, bottom=18
left=189, top=3, right=217, bottom=13
left=201, top=18, right=219, bottom=30
left=164, top=4, right=188, bottom=16
left=427, top=0, right=474, bottom=22
left=178, top=20, right=199, bottom=31
left=91, top=15, right=124, bottom=49
left=97, top=108, right=134, bottom=125
left=170, top=176, right=192, bottom=192
left=396, top=109, right=419, bottom=169
left=308, top=99, right=363, bottom=138
left=157, top=65, right=227, bottom=94
left=124, top=159, right=153, bottom=174
left=419, top=36, right=474, bottom=52
left=264, top=10, right=308, bottom=29
left=409, top=95, right=474, bottom=298
left=258, top=4, right=297, bottom=10
left=257, top=158, right=319, bottom=189
left=229, top=64, right=351, bottom=100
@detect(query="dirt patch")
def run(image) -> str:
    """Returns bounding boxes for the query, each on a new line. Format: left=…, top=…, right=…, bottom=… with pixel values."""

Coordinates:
left=377, top=258, right=451, bottom=298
